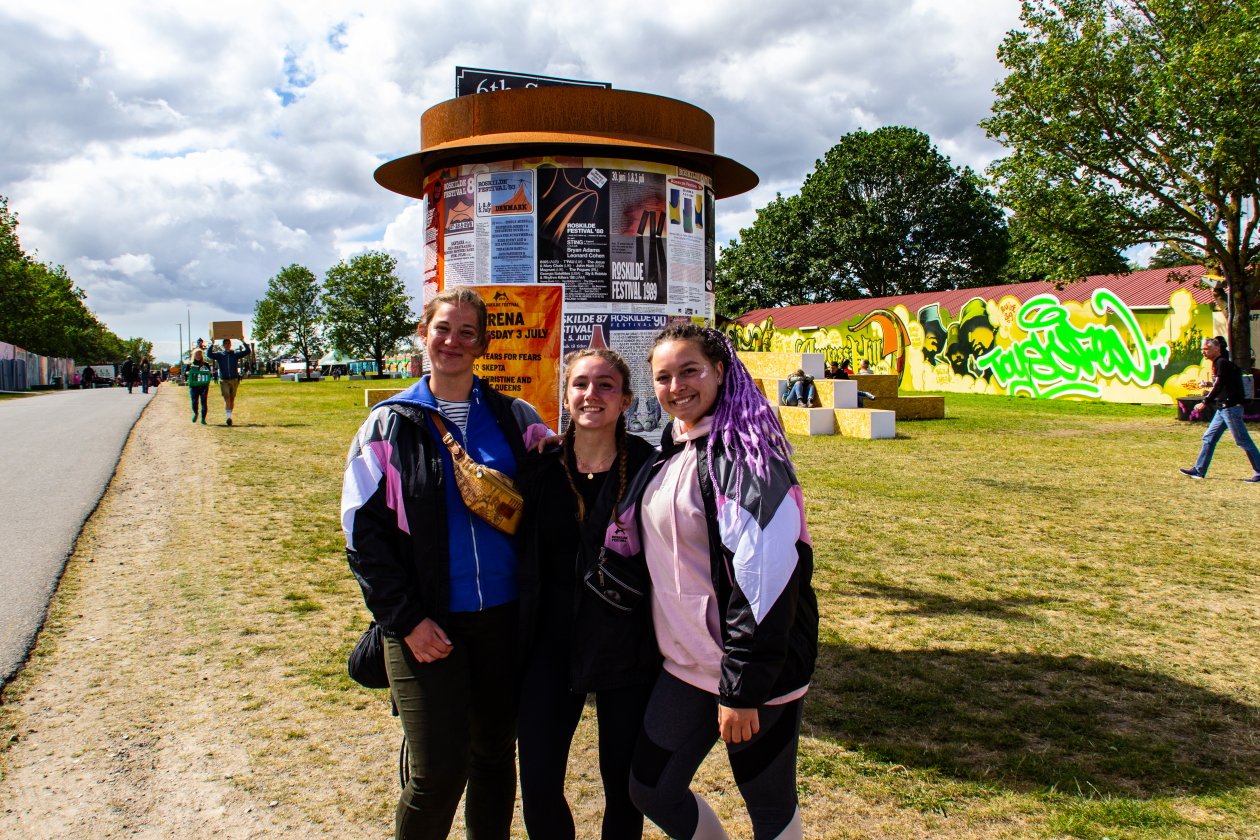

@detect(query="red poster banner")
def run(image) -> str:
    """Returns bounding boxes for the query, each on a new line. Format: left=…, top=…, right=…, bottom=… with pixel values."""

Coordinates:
left=473, top=284, right=564, bottom=431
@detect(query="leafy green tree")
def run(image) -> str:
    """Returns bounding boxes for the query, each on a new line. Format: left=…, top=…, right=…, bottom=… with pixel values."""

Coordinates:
left=1146, top=244, right=1206, bottom=271
left=985, top=0, right=1260, bottom=365
left=715, top=127, right=1008, bottom=317
left=121, top=337, right=154, bottom=364
left=321, top=251, right=415, bottom=376
left=256, top=263, right=324, bottom=376
left=715, top=194, right=813, bottom=318
left=1001, top=199, right=1130, bottom=285
left=0, top=196, right=127, bottom=363
left=249, top=296, right=284, bottom=370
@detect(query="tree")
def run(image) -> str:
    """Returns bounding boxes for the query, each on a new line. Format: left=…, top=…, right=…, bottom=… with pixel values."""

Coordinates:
left=1146, top=244, right=1206, bottom=270
left=985, top=0, right=1260, bottom=366
left=255, top=264, right=324, bottom=375
left=715, top=127, right=1009, bottom=318
left=0, top=196, right=127, bottom=363
left=120, top=337, right=154, bottom=364
left=321, top=251, right=415, bottom=376
left=1001, top=197, right=1131, bottom=285
left=249, top=296, right=284, bottom=371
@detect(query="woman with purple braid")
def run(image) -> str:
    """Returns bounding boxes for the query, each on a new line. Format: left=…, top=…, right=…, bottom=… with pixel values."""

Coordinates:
left=610, top=323, right=818, bottom=839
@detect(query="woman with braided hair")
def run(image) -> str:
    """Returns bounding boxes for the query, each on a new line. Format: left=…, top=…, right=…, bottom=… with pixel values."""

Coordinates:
left=518, top=348, right=660, bottom=839
left=608, top=323, right=818, bottom=840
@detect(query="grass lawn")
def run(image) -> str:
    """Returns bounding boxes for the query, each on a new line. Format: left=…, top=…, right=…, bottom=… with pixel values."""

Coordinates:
left=75, top=378, right=1260, bottom=837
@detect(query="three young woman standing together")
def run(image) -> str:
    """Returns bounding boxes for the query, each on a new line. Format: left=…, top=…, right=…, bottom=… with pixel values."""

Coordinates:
left=343, top=288, right=817, bottom=840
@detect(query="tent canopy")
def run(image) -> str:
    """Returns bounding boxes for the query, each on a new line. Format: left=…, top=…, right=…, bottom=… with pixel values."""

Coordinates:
left=318, top=350, right=354, bottom=366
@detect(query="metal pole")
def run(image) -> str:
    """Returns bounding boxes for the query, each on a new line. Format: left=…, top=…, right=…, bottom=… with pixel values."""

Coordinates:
left=177, top=323, right=183, bottom=370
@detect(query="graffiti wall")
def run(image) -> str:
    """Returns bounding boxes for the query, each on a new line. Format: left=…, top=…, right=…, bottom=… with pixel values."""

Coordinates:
left=728, top=288, right=1221, bottom=404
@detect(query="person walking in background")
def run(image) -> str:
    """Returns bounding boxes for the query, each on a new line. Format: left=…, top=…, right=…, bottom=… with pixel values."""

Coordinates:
left=614, top=324, right=818, bottom=840
left=80, top=365, right=96, bottom=390
left=342, top=287, right=549, bottom=840
left=140, top=359, right=152, bottom=394
left=517, top=348, right=659, bottom=840
left=120, top=358, right=136, bottom=394
left=1180, top=336, right=1260, bottom=482
left=207, top=338, right=252, bottom=427
left=186, top=349, right=213, bottom=424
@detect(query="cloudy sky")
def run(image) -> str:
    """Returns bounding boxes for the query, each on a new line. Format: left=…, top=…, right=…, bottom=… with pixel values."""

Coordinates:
left=1, top=0, right=1023, bottom=363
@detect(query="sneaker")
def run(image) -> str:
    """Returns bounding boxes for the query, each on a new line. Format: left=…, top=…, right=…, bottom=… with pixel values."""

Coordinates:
left=192, top=414, right=197, bottom=423
left=1179, top=468, right=1204, bottom=479
left=226, top=417, right=232, bottom=427
left=200, top=417, right=206, bottom=425
left=1244, top=474, right=1260, bottom=483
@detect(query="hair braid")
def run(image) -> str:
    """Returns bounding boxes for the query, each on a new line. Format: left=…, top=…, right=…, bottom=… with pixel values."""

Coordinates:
left=559, top=420, right=586, bottom=522
left=614, top=413, right=629, bottom=511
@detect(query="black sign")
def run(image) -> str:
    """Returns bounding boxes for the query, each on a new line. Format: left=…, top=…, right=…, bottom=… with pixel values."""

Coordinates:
left=455, top=66, right=611, bottom=98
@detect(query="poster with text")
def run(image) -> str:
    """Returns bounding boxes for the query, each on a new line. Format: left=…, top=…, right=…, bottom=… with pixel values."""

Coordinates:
left=473, top=284, right=564, bottom=431
left=442, top=175, right=476, bottom=284
left=665, top=176, right=706, bottom=317
left=475, top=170, right=536, bottom=284
left=537, top=167, right=611, bottom=300
left=609, top=169, right=668, bottom=307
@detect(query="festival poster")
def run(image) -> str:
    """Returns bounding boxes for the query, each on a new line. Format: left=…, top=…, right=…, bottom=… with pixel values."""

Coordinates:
left=536, top=167, right=611, bottom=300
left=474, top=170, right=536, bottom=284
left=608, top=169, right=668, bottom=307
left=443, top=175, right=476, bottom=284
left=473, top=284, right=564, bottom=431
left=422, top=178, right=444, bottom=301
left=704, top=188, right=716, bottom=320
left=666, top=175, right=706, bottom=317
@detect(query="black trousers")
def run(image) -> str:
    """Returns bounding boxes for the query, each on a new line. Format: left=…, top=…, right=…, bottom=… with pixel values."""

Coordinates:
left=518, top=633, right=653, bottom=840
left=385, top=602, right=520, bottom=840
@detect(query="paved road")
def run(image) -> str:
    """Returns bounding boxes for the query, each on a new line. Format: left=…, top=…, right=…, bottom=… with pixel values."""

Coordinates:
left=0, top=386, right=153, bottom=683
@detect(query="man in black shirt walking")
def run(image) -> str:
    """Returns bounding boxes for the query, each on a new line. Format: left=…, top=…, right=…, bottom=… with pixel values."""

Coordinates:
left=1180, top=336, right=1260, bottom=482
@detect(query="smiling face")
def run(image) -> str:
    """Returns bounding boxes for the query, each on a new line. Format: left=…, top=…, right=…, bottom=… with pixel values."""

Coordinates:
left=421, top=302, right=485, bottom=379
left=651, top=338, right=724, bottom=432
left=565, top=355, right=631, bottom=433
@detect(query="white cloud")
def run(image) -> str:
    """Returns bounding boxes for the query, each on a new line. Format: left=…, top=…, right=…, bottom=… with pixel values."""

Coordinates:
left=1, top=0, right=1023, bottom=362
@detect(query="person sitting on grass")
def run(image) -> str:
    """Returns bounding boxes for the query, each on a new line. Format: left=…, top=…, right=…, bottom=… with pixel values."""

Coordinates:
left=781, top=369, right=816, bottom=407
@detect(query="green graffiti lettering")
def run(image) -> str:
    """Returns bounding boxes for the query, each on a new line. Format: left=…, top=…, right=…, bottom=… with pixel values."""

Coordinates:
left=975, top=290, right=1171, bottom=399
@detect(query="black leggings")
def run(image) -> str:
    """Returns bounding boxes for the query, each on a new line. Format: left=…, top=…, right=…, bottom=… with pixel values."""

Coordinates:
left=518, top=630, right=653, bottom=839
left=629, top=671, right=803, bottom=839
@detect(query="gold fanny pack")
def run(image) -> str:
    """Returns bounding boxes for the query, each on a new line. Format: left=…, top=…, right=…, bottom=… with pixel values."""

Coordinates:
left=428, top=411, right=524, bottom=535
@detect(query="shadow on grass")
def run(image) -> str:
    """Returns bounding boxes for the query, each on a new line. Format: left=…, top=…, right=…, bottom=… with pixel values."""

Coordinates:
left=807, top=644, right=1260, bottom=797
left=846, top=581, right=1059, bottom=622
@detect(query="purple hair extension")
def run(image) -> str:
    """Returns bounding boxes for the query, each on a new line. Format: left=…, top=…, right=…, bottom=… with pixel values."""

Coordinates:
left=649, top=324, right=792, bottom=500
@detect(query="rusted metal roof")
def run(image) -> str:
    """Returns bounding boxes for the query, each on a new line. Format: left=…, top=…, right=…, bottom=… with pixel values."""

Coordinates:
left=734, top=266, right=1217, bottom=328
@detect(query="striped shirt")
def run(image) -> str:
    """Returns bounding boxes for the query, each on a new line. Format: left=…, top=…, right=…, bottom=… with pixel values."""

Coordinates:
left=435, top=398, right=471, bottom=438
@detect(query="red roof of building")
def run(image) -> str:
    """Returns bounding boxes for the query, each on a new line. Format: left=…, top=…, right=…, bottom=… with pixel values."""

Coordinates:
left=734, top=266, right=1216, bottom=328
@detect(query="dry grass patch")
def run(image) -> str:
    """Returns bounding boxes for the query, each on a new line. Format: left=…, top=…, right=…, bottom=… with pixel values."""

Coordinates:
left=2, top=383, right=1258, bottom=838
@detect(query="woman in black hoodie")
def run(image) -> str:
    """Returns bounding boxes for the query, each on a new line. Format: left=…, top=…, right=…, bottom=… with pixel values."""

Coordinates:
left=518, top=348, right=659, bottom=839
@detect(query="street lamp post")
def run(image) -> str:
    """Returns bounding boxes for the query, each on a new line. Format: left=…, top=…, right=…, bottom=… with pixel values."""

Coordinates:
left=177, top=323, right=183, bottom=372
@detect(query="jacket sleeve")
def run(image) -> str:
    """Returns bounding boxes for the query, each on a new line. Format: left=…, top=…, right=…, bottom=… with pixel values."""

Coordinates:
left=509, top=397, right=553, bottom=449
left=342, top=407, right=426, bottom=636
left=714, top=454, right=811, bottom=708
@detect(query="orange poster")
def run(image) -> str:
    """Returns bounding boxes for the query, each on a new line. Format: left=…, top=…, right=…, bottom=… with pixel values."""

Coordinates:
left=473, top=284, right=564, bottom=431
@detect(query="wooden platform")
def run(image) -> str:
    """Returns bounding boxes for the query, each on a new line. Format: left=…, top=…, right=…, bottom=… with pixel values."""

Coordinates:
left=364, top=388, right=406, bottom=408
left=741, top=351, right=946, bottom=438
